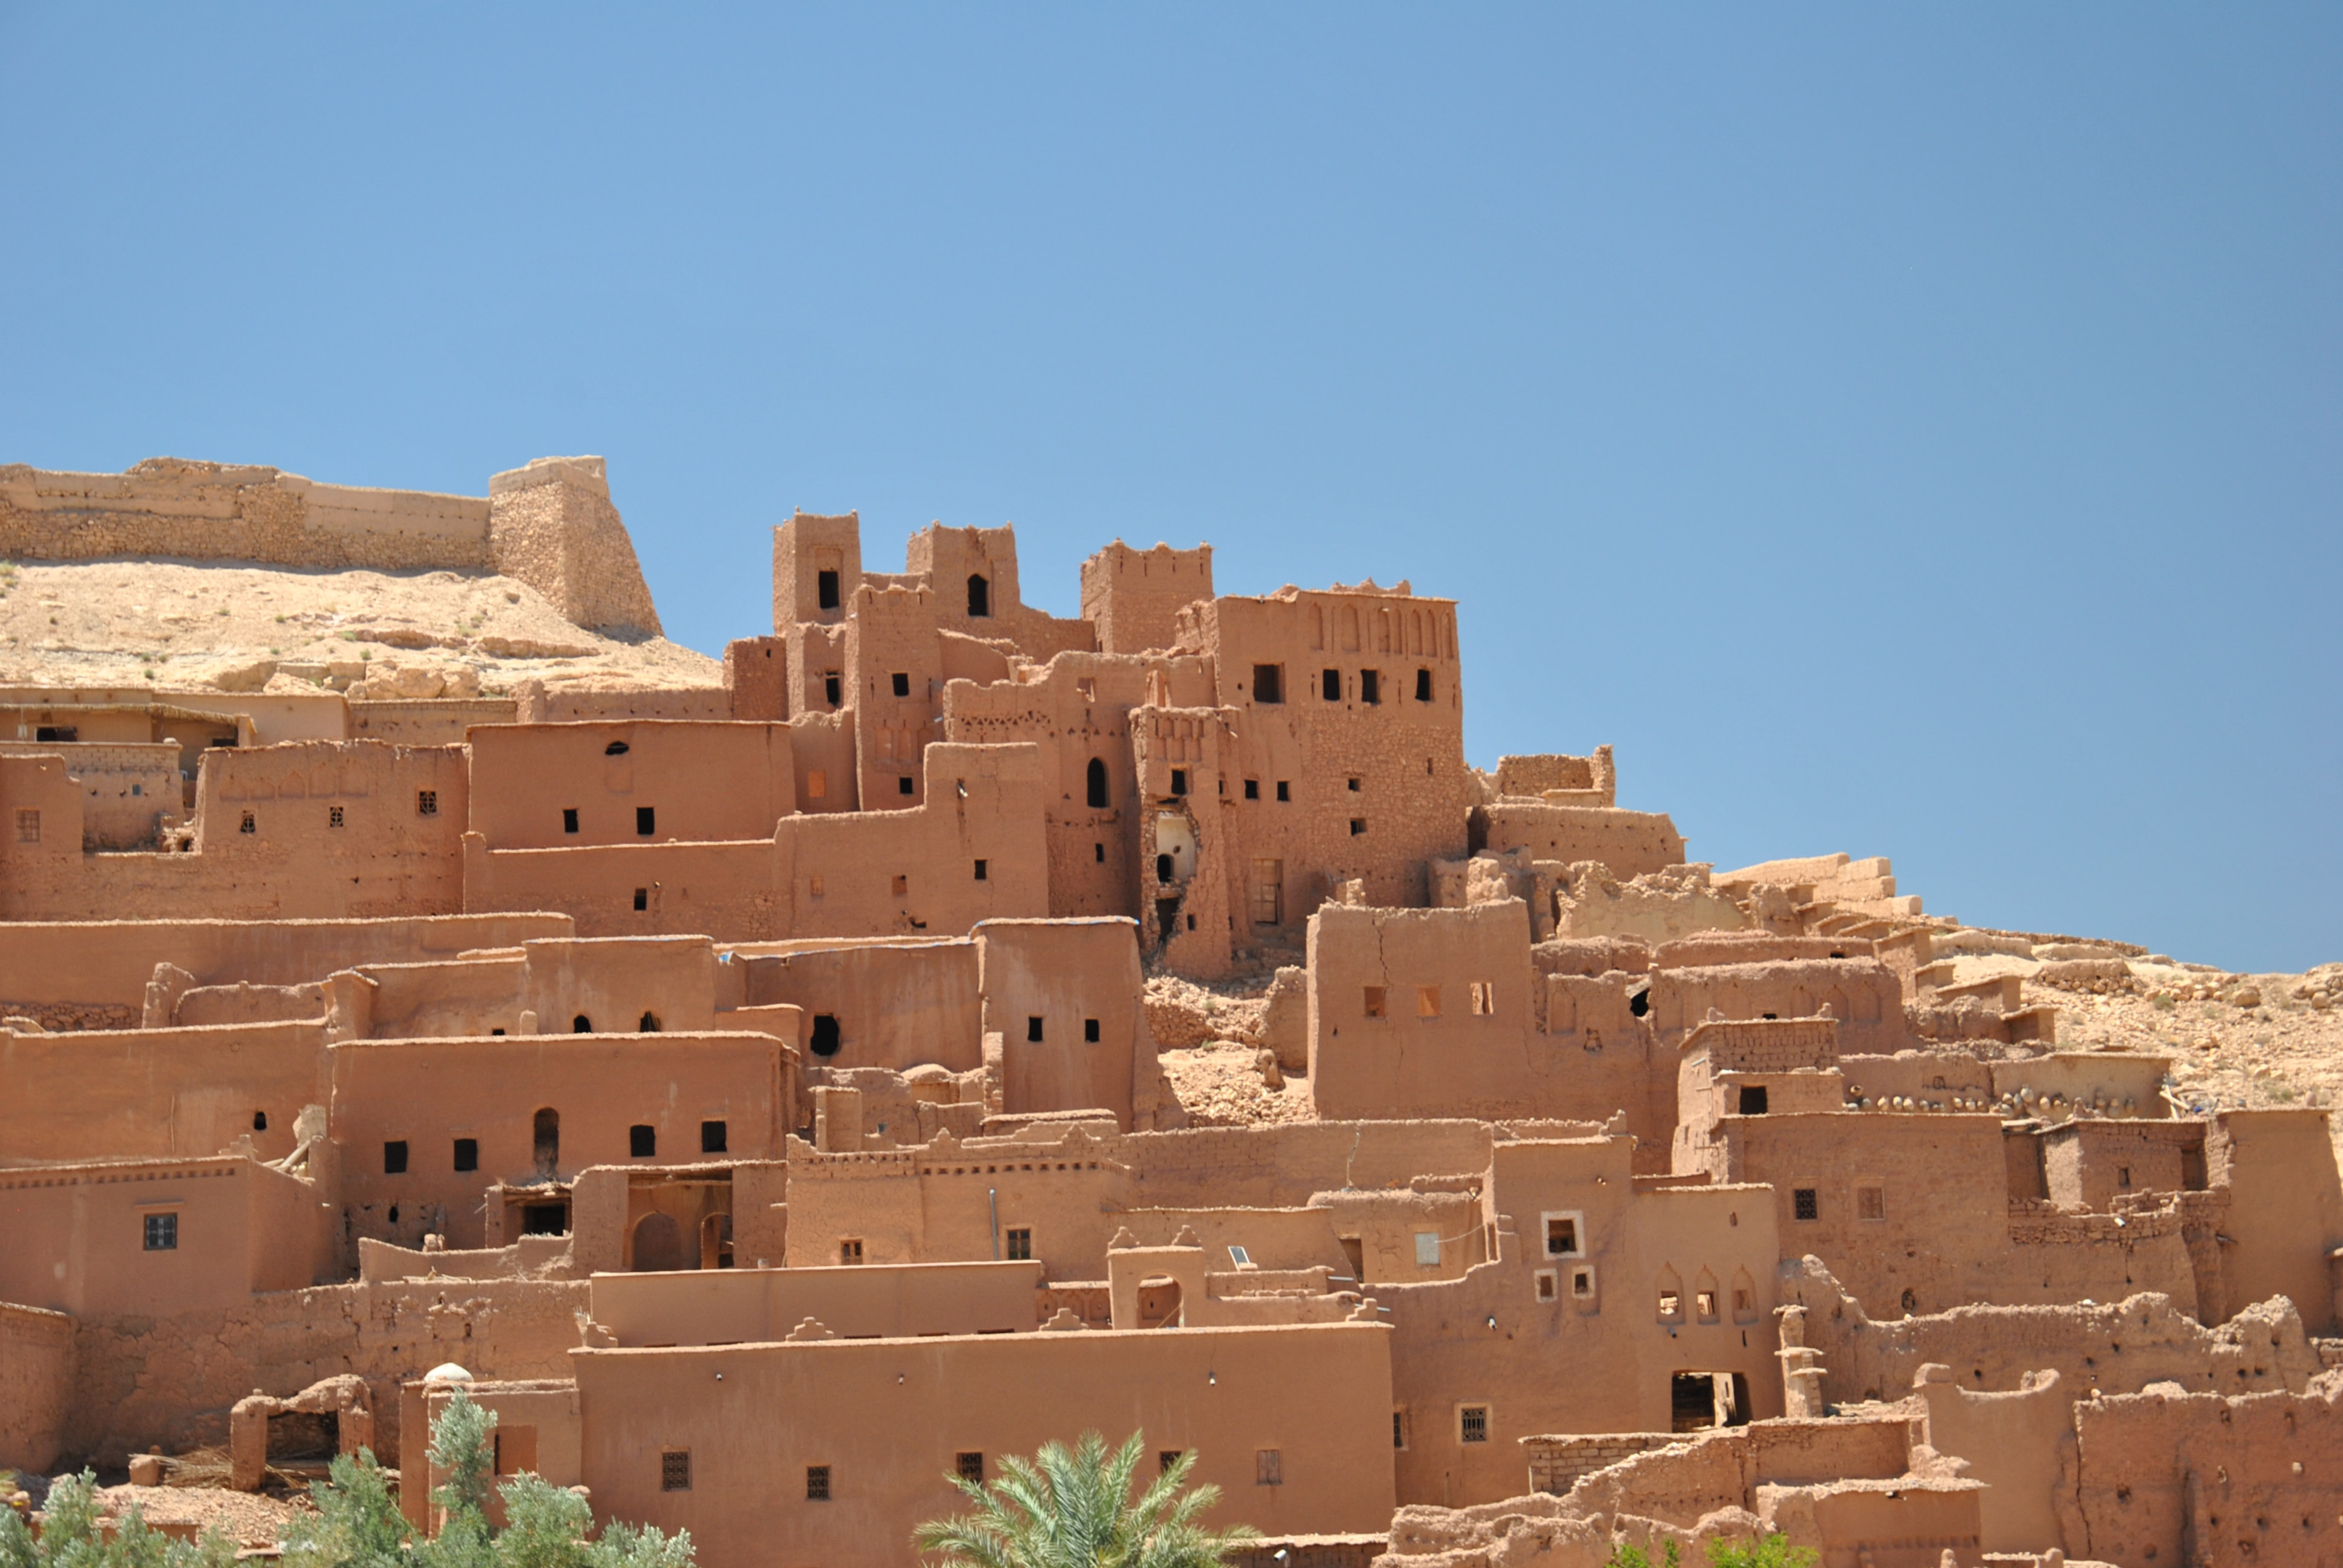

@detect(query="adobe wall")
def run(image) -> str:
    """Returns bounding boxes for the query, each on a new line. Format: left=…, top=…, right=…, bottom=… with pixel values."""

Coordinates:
left=977, top=918, right=1161, bottom=1130
left=328, top=1030, right=791, bottom=1251
left=466, top=722, right=798, bottom=849
left=1559, top=1414, right=1916, bottom=1530
left=738, top=939, right=982, bottom=1073
left=484, top=457, right=662, bottom=637
left=773, top=510, right=863, bottom=633
left=61, top=1275, right=587, bottom=1466
left=0, top=741, right=180, bottom=849
left=571, top=1323, right=1398, bottom=1567
left=1910, top=1368, right=2076, bottom=1555
left=1189, top=589, right=1473, bottom=918
left=0, top=1300, right=75, bottom=1472
left=1647, top=959, right=1908, bottom=1055
left=0, top=1019, right=327, bottom=1165
left=845, top=582, right=945, bottom=807
left=1080, top=541, right=1215, bottom=656
left=1472, top=804, right=1686, bottom=880
left=0, top=911, right=569, bottom=1018
left=2070, top=1377, right=2343, bottom=1568
left=2209, top=1108, right=2343, bottom=1335
left=587, top=1259, right=1046, bottom=1345
left=1133, top=705, right=1239, bottom=974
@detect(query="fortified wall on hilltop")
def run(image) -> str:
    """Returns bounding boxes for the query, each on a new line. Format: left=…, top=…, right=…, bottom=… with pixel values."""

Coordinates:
left=3, top=452, right=2339, bottom=1568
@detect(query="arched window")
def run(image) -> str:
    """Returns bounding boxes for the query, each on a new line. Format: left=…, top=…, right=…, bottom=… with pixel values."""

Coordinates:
left=532, top=1108, right=560, bottom=1177
left=967, top=574, right=990, bottom=618
left=639, top=1011, right=660, bottom=1032
left=1086, top=757, right=1109, bottom=809
left=572, top=1014, right=592, bottom=1033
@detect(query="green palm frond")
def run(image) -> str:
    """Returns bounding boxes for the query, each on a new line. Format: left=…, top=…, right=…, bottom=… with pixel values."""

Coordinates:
left=914, top=1431, right=1258, bottom=1568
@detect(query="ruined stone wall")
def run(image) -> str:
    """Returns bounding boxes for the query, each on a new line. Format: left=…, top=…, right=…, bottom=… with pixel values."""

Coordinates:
left=484, top=458, right=661, bottom=637
left=0, top=460, right=494, bottom=573
left=1475, top=803, right=1685, bottom=879
left=1080, top=540, right=1215, bottom=656
left=1523, top=1434, right=1683, bottom=1496
left=0, top=740, right=179, bottom=849
left=0, top=1300, right=75, bottom=1473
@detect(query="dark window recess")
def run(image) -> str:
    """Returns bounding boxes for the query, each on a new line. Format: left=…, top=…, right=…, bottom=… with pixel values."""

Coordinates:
left=383, top=1140, right=409, bottom=1175
left=1417, top=668, right=1434, bottom=702
left=957, top=1452, right=985, bottom=1484
left=1276, top=781, right=1290, bottom=802
left=805, top=1465, right=831, bottom=1501
left=635, top=807, right=655, bottom=836
left=35, top=724, right=77, bottom=742
left=1349, top=818, right=1366, bottom=836
left=563, top=808, right=579, bottom=834
left=1027, top=1016, right=1045, bottom=1042
left=640, top=1011, right=659, bottom=1032
left=252, top=1110, right=268, bottom=1132
left=967, top=574, right=990, bottom=618
left=1322, top=668, right=1342, bottom=701
left=1629, top=989, right=1650, bottom=1018
left=328, top=805, right=343, bottom=828
left=816, top=569, right=841, bottom=610
left=973, top=859, right=987, bottom=881
left=1004, top=1227, right=1032, bottom=1261
left=630, top=1124, right=657, bottom=1158
left=453, top=1138, right=478, bottom=1172
left=521, top=1203, right=567, bottom=1236
left=144, top=1212, right=178, bottom=1251
left=1085, top=1018, right=1101, bottom=1043
left=240, top=811, right=256, bottom=834
left=416, top=790, right=438, bottom=816
left=1244, top=779, right=1259, bottom=800
left=1170, top=768, right=1188, bottom=796
left=1086, top=758, right=1109, bottom=809
left=810, top=1014, right=842, bottom=1056
left=1393, top=1411, right=1407, bottom=1450
left=1361, top=669, right=1380, bottom=703
left=1251, top=664, right=1283, bottom=704
left=701, top=1119, right=728, bottom=1154
left=1093, top=842, right=1105, bottom=863
left=1186, top=914, right=1196, bottom=931
left=1156, top=854, right=1174, bottom=883
left=898, top=776, right=915, bottom=796
left=1793, top=1188, right=1820, bottom=1221
left=534, top=1108, right=561, bottom=1173
left=823, top=673, right=842, bottom=707
left=1738, top=1085, right=1769, bottom=1116
left=1347, top=777, right=1362, bottom=793
left=661, top=1450, right=692, bottom=1492
left=1159, top=1451, right=1182, bottom=1475
left=604, top=740, right=630, bottom=756
left=574, top=1014, right=593, bottom=1032
left=632, top=888, right=648, bottom=911
left=891, top=671, right=911, bottom=698
left=1459, top=1407, right=1490, bottom=1444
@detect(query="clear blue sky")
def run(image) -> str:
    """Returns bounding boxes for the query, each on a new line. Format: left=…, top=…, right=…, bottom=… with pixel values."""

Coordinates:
left=4, top=7, right=2336, bottom=970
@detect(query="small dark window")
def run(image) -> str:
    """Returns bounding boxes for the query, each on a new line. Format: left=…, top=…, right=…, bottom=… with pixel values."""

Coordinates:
left=1004, top=1227, right=1032, bottom=1261
left=1159, top=1451, right=1182, bottom=1475
left=640, top=1011, right=659, bottom=1032
left=840, top=1238, right=864, bottom=1264
left=1629, top=989, right=1650, bottom=1018
left=1085, top=1018, right=1101, bottom=1043
left=817, top=569, right=841, bottom=611
left=1255, top=1450, right=1282, bottom=1486
left=144, top=1212, right=178, bottom=1251
left=823, top=672, right=842, bottom=707
left=1093, top=842, right=1105, bottom=862
left=1347, top=777, right=1361, bottom=793
left=898, top=775, right=915, bottom=796
left=416, top=790, right=438, bottom=817
left=1738, top=1085, right=1769, bottom=1115
left=1276, top=780, right=1289, bottom=802
left=534, top=1108, right=561, bottom=1172
left=701, top=1119, right=728, bottom=1153
left=1322, top=667, right=1342, bottom=701
left=1349, top=818, right=1366, bottom=836
left=574, top=1014, right=592, bottom=1032
left=604, top=740, right=630, bottom=756
left=1170, top=768, right=1187, bottom=796
left=891, top=671, right=911, bottom=698
left=1156, top=853, right=1173, bottom=882
left=1361, top=669, right=1380, bottom=703
left=34, top=724, right=76, bottom=742
left=1793, top=1188, right=1820, bottom=1222
left=636, top=807, right=655, bottom=836
left=974, top=859, right=987, bottom=881
left=2119, top=1166, right=2132, bottom=1188
left=240, top=811, right=256, bottom=834
left=662, top=1450, right=692, bottom=1492
left=1544, top=1217, right=1577, bottom=1255
left=1393, top=1410, right=1408, bottom=1450
left=1459, top=1407, right=1490, bottom=1444
left=1416, top=668, right=1433, bottom=702
left=1244, top=778, right=1259, bottom=800
left=1186, top=914, right=1195, bottom=931
left=252, top=1110, right=268, bottom=1132
left=810, top=1014, right=842, bottom=1056
left=383, top=1140, right=409, bottom=1175
left=967, top=574, right=990, bottom=618
left=1027, top=1016, right=1045, bottom=1042
left=1086, top=757, right=1109, bottom=809
left=957, top=1451, right=985, bottom=1484
left=563, top=808, right=579, bottom=833
left=1251, top=664, right=1283, bottom=704
left=453, top=1138, right=478, bottom=1172
left=630, top=1124, right=657, bottom=1158
left=521, top=1202, right=567, bottom=1236
left=805, top=1464, right=831, bottom=1501
left=633, top=887, right=648, bottom=911
left=328, top=805, right=344, bottom=828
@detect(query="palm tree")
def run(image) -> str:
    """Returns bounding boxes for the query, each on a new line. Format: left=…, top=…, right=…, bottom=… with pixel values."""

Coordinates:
left=913, top=1431, right=1260, bottom=1568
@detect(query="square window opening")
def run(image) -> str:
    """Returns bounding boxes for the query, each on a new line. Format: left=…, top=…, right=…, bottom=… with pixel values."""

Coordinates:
left=661, top=1450, right=691, bottom=1493
left=898, top=775, right=915, bottom=796
left=632, top=887, right=648, bottom=911
left=635, top=806, right=655, bottom=836
left=804, top=1464, right=830, bottom=1500
left=1364, top=985, right=1387, bottom=1018
left=839, top=1239, right=863, bottom=1265
left=701, top=1120, right=728, bottom=1153
left=453, top=1138, right=478, bottom=1172
left=891, top=671, right=911, bottom=698
left=1250, top=664, right=1284, bottom=704
left=1416, top=668, right=1434, bottom=702
left=1535, top=1270, right=1558, bottom=1302
left=328, top=804, right=344, bottom=828
left=1349, top=818, right=1366, bottom=836
left=416, top=789, right=438, bottom=817
left=383, top=1140, right=409, bottom=1175
left=629, top=1124, right=656, bottom=1159
left=1275, top=780, right=1289, bottom=802
left=956, top=1453, right=985, bottom=1484
left=1170, top=768, right=1188, bottom=796
left=1416, top=984, right=1441, bottom=1018
left=562, top=807, right=579, bottom=834
left=1093, top=842, right=1104, bottom=862
left=1322, top=668, right=1342, bottom=701
left=1084, top=1018, right=1101, bottom=1042
left=823, top=672, right=842, bottom=707
left=144, top=1212, right=178, bottom=1251
left=1004, top=1227, right=1032, bottom=1261
left=1738, top=1085, right=1769, bottom=1115
left=1244, top=778, right=1259, bottom=799
left=1793, top=1188, right=1820, bottom=1222
left=974, top=859, right=987, bottom=881
left=816, top=568, right=841, bottom=611
left=1361, top=669, right=1380, bottom=703
left=1027, top=1016, right=1045, bottom=1042
left=1459, top=1407, right=1490, bottom=1445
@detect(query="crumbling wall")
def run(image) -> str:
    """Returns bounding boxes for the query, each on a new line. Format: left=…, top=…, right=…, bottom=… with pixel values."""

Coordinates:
left=485, top=457, right=661, bottom=637
left=0, top=1300, right=75, bottom=1473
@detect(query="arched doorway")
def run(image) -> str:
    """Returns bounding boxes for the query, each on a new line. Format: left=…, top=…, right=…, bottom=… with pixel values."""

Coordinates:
left=631, top=1212, right=685, bottom=1272
left=1086, top=757, right=1109, bottom=809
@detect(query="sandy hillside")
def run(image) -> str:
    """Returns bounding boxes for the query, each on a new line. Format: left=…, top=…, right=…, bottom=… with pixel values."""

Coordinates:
left=0, top=557, right=720, bottom=695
